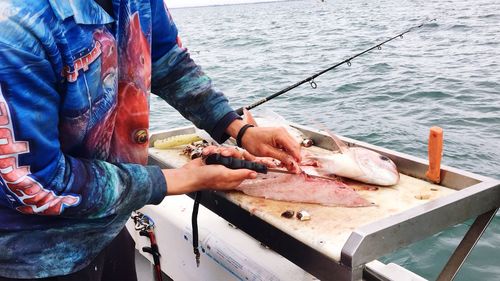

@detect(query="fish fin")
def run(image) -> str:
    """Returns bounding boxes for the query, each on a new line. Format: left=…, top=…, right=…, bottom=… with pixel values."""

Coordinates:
left=302, top=117, right=350, bottom=154
left=320, top=128, right=350, bottom=154
left=243, top=108, right=258, bottom=126
left=254, top=109, right=290, bottom=127
left=247, top=109, right=306, bottom=144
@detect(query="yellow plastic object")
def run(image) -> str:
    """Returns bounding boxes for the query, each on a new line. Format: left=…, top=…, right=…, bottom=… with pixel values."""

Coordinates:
left=153, top=134, right=203, bottom=149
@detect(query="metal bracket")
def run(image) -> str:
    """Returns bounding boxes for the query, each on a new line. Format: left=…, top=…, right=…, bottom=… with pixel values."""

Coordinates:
left=437, top=208, right=499, bottom=281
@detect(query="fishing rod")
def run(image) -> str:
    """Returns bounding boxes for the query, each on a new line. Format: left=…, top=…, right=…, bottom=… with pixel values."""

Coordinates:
left=190, top=20, right=435, bottom=267
left=235, top=19, right=436, bottom=115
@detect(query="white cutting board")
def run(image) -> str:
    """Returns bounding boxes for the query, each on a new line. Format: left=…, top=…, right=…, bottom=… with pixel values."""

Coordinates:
left=149, top=145, right=455, bottom=261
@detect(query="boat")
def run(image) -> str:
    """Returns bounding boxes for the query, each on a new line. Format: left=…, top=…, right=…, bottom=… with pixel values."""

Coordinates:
left=129, top=121, right=500, bottom=281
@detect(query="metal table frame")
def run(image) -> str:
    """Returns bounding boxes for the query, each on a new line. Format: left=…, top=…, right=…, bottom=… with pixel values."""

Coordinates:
left=148, top=125, right=500, bottom=281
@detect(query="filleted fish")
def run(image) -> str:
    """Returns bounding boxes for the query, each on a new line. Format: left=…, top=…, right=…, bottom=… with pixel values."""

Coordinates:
left=237, top=172, right=371, bottom=207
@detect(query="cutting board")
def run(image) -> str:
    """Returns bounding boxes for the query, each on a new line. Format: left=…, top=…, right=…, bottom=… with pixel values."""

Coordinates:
left=149, top=145, right=455, bottom=261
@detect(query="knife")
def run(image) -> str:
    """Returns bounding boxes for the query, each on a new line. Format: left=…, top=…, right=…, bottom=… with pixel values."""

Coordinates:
left=204, top=153, right=295, bottom=175
left=204, top=153, right=333, bottom=180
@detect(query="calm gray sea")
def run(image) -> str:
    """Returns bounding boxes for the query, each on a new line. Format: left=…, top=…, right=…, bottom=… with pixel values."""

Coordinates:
left=151, top=0, right=500, bottom=280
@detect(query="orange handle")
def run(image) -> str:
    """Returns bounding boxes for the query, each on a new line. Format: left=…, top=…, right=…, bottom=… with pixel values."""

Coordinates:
left=426, top=126, right=443, bottom=183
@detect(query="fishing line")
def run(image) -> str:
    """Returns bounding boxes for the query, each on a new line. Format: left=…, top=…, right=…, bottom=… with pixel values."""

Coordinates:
left=191, top=191, right=202, bottom=267
left=235, top=19, right=436, bottom=115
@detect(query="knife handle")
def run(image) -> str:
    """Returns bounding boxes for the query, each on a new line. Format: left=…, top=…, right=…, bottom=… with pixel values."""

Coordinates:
left=205, top=153, right=268, bottom=174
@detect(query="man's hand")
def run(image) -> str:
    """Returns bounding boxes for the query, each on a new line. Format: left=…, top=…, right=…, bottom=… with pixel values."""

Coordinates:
left=241, top=126, right=301, bottom=172
left=162, top=146, right=257, bottom=195
left=226, top=118, right=302, bottom=173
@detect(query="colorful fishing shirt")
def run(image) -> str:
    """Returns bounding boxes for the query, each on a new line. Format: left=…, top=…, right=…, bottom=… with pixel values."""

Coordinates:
left=0, top=0, right=239, bottom=278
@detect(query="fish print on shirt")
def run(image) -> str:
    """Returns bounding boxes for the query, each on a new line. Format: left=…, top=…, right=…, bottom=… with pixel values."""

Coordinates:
left=109, top=11, right=152, bottom=164
left=61, top=11, right=151, bottom=164
left=83, top=28, right=119, bottom=160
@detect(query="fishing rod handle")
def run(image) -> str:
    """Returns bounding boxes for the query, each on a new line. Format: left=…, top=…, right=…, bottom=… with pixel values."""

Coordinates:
left=235, top=107, right=244, bottom=116
left=205, top=153, right=268, bottom=174
left=235, top=97, right=267, bottom=115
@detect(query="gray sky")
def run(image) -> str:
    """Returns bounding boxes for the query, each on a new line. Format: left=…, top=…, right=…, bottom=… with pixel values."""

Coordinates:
left=166, top=0, right=280, bottom=8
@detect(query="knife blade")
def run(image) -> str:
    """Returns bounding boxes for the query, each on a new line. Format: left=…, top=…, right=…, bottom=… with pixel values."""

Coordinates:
left=204, top=153, right=334, bottom=180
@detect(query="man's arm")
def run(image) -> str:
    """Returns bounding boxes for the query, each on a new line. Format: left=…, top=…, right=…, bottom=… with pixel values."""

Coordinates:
left=150, top=1, right=301, bottom=169
left=150, top=0, right=241, bottom=143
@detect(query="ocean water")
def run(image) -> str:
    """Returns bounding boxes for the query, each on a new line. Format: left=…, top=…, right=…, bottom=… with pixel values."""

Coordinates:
left=151, top=0, right=500, bottom=280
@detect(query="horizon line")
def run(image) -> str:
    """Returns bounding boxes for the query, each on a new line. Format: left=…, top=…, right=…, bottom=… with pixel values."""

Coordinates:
left=168, top=0, right=296, bottom=9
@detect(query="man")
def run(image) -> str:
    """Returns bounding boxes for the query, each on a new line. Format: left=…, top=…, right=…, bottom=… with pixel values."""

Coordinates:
left=0, top=0, right=301, bottom=280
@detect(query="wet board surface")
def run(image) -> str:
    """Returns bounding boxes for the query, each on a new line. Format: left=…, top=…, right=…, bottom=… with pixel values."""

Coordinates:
left=149, top=144, right=455, bottom=262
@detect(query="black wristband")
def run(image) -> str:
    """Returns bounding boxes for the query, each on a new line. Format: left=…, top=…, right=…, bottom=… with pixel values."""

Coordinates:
left=236, top=124, right=254, bottom=148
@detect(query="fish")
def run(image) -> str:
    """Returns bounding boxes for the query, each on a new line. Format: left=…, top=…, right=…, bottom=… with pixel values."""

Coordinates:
left=109, top=11, right=151, bottom=164
left=237, top=172, right=371, bottom=207
left=109, top=81, right=150, bottom=164
left=243, top=109, right=400, bottom=186
left=301, top=132, right=400, bottom=186
left=300, top=130, right=400, bottom=186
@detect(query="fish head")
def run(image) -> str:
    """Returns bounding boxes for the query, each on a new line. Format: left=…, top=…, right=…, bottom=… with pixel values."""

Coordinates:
left=350, top=147, right=400, bottom=186
left=108, top=82, right=150, bottom=164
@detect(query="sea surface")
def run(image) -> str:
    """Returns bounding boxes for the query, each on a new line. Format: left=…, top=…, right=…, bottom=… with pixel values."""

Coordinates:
left=151, top=0, right=500, bottom=280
